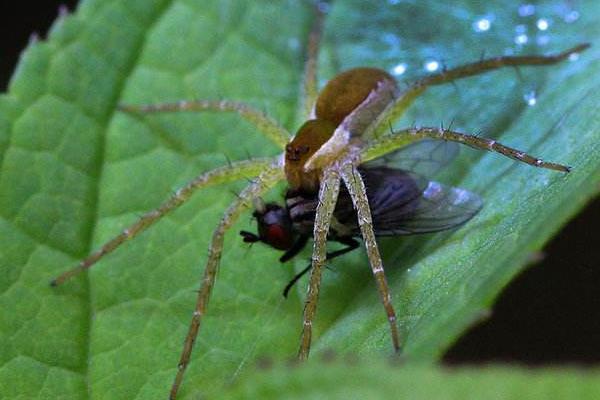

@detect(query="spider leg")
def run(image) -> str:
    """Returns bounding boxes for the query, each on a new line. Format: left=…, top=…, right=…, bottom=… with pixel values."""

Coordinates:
left=361, top=127, right=571, bottom=173
left=50, top=157, right=277, bottom=287
left=170, top=162, right=284, bottom=400
left=119, top=100, right=291, bottom=148
left=364, top=43, right=590, bottom=139
left=298, top=166, right=341, bottom=360
left=340, top=163, right=401, bottom=353
left=299, top=0, right=328, bottom=120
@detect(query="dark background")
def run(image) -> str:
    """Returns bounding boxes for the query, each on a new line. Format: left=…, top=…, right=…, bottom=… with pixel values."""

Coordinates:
left=3, top=1, right=598, bottom=366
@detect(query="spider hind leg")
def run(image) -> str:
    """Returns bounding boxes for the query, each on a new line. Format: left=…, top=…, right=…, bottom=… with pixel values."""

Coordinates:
left=365, top=43, right=590, bottom=140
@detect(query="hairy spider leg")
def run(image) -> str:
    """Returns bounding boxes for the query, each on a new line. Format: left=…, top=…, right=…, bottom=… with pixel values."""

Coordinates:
left=361, top=127, right=570, bottom=172
left=283, top=237, right=359, bottom=298
left=364, top=43, right=590, bottom=140
left=300, top=0, right=328, bottom=120
left=297, top=123, right=572, bottom=359
left=340, top=163, right=401, bottom=352
left=50, top=158, right=277, bottom=286
left=296, top=44, right=588, bottom=359
left=302, top=44, right=589, bottom=175
left=170, top=163, right=284, bottom=400
left=298, top=166, right=341, bottom=360
left=118, top=99, right=291, bottom=148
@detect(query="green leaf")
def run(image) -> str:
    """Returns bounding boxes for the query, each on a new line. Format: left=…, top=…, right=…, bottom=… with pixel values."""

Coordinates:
left=225, top=359, right=600, bottom=399
left=0, top=0, right=598, bottom=399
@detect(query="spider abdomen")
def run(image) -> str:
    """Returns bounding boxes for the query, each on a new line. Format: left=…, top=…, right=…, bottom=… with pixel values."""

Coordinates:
left=315, top=67, right=397, bottom=125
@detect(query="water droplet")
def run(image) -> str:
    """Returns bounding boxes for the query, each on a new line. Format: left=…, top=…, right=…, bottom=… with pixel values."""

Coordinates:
left=473, top=17, right=491, bottom=32
left=382, top=33, right=400, bottom=47
left=424, top=60, right=440, bottom=72
left=518, top=4, right=536, bottom=17
left=536, top=34, right=550, bottom=46
left=392, top=62, right=407, bottom=76
left=515, top=34, right=529, bottom=45
left=316, top=1, right=331, bottom=13
left=536, top=18, right=549, bottom=31
left=515, top=24, right=527, bottom=34
left=564, top=10, right=580, bottom=23
left=568, top=52, right=580, bottom=62
left=424, top=182, right=443, bottom=199
left=288, top=38, right=300, bottom=50
left=523, top=90, right=537, bottom=106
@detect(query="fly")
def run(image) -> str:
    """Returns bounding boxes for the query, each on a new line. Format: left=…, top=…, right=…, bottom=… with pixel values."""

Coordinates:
left=241, top=139, right=482, bottom=297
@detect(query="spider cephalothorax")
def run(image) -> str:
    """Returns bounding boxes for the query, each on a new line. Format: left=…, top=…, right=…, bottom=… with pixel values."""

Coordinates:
left=285, top=67, right=397, bottom=192
left=49, top=4, right=589, bottom=398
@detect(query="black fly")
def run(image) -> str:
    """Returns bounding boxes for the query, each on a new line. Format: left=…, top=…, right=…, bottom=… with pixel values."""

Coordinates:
left=240, top=139, right=483, bottom=297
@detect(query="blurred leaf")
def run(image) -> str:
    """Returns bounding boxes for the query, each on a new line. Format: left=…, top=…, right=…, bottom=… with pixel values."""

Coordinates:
left=0, top=0, right=598, bottom=399
left=226, top=358, right=600, bottom=399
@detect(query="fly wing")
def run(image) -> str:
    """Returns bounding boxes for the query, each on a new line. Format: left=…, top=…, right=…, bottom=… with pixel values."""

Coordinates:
left=367, top=139, right=459, bottom=177
left=334, top=166, right=482, bottom=236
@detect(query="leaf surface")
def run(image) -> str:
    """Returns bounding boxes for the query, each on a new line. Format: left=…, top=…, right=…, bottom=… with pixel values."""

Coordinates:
left=0, top=0, right=598, bottom=399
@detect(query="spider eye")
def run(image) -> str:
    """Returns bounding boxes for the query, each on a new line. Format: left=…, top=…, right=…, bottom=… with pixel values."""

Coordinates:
left=285, top=144, right=311, bottom=161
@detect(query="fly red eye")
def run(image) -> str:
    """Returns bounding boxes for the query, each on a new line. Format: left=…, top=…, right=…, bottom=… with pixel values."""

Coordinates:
left=264, top=224, right=293, bottom=251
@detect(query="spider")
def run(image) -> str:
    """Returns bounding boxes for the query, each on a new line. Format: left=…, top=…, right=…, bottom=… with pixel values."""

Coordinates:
left=49, top=4, right=589, bottom=399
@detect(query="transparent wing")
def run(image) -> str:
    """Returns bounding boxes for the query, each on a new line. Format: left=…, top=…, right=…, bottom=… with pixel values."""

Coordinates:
left=366, top=139, right=459, bottom=177
left=334, top=166, right=482, bottom=236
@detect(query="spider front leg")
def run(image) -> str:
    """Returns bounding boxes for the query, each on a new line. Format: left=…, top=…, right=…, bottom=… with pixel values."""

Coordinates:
left=170, top=162, right=284, bottom=400
left=119, top=99, right=291, bottom=148
left=50, top=158, right=276, bottom=286
left=361, top=127, right=570, bottom=173
left=364, top=43, right=590, bottom=139
left=298, top=165, right=342, bottom=360
left=340, top=162, right=401, bottom=353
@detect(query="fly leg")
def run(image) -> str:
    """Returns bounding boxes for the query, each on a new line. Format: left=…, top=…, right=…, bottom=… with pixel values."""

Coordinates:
left=283, top=237, right=359, bottom=298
